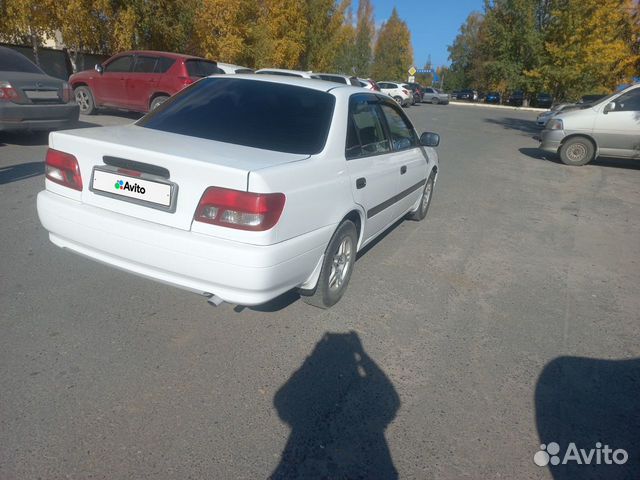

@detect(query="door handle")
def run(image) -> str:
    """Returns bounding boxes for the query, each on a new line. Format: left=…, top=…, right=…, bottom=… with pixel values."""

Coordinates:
left=400, top=165, right=407, bottom=174
left=356, top=177, right=366, bottom=189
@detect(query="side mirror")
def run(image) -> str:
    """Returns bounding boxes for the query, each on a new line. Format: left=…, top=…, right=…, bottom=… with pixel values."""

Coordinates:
left=603, top=101, right=616, bottom=114
left=94, top=64, right=103, bottom=74
left=420, top=132, right=440, bottom=147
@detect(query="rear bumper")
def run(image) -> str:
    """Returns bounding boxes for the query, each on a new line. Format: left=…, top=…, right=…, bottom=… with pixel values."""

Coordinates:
left=37, top=190, right=330, bottom=305
left=0, top=102, right=79, bottom=131
left=539, top=129, right=565, bottom=154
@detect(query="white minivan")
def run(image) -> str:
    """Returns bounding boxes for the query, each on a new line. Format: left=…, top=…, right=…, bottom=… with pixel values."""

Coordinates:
left=539, top=84, right=640, bottom=165
left=37, top=76, right=440, bottom=308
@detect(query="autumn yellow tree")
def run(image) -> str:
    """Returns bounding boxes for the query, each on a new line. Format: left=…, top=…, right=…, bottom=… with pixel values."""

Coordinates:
left=1, top=0, right=57, bottom=65
left=371, top=7, right=413, bottom=81
left=353, top=0, right=375, bottom=77
left=254, top=0, right=308, bottom=69
left=332, top=7, right=357, bottom=74
left=529, top=0, right=639, bottom=99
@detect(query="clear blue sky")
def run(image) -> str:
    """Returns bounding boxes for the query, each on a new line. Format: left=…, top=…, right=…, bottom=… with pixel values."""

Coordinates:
left=357, top=0, right=485, bottom=69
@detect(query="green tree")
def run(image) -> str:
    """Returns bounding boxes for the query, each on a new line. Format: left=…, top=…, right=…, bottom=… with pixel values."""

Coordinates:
left=447, top=11, right=484, bottom=90
left=332, top=7, right=358, bottom=74
left=353, top=0, right=375, bottom=76
left=371, top=7, right=413, bottom=81
left=301, top=0, right=350, bottom=71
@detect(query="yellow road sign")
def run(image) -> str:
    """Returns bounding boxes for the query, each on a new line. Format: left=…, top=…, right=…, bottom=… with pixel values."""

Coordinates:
left=408, top=66, right=417, bottom=76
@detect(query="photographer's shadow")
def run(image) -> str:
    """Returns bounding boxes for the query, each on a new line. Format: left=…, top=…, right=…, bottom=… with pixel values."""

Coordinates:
left=270, top=331, right=400, bottom=479
left=536, top=356, right=640, bottom=479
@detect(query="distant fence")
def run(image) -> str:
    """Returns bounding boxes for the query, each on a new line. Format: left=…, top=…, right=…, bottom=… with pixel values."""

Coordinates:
left=1, top=43, right=110, bottom=80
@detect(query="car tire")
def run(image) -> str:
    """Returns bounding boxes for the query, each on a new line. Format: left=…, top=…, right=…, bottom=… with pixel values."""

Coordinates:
left=393, top=96, right=403, bottom=105
left=559, top=136, right=595, bottom=166
left=431, top=97, right=439, bottom=105
left=301, top=220, right=358, bottom=309
left=150, top=95, right=169, bottom=111
left=409, top=172, right=435, bottom=221
left=74, top=86, right=96, bottom=115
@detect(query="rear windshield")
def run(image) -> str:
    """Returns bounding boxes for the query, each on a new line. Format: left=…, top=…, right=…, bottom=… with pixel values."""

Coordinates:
left=138, top=78, right=335, bottom=155
left=185, top=59, right=223, bottom=77
left=0, top=48, right=43, bottom=74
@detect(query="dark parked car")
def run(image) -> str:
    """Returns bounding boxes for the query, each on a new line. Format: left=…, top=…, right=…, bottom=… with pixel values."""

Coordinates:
left=405, top=82, right=424, bottom=102
left=457, top=89, right=477, bottom=101
left=485, top=91, right=501, bottom=104
left=507, top=91, right=525, bottom=106
left=533, top=92, right=553, bottom=108
left=0, top=46, right=79, bottom=132
left=69, top=50, right=223, bottom=114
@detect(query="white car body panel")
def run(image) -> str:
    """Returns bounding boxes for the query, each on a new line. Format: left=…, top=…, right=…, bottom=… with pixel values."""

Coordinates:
left=37, top=77, right=439, bottom=306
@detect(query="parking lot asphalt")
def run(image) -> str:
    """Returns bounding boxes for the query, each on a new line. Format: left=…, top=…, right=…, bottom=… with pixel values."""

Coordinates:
left=1, top=104, right=639, bottom=479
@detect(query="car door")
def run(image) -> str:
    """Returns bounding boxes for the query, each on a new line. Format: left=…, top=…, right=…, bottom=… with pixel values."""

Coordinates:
left=378, top=100, right=428, bottom=216
left=126, top=55, right=160, bottom=111
left=593, top=88, right=640, bottom=158
left=96, top=55, right=133, bottom=108
left=345, top=93, right=402, bottom=242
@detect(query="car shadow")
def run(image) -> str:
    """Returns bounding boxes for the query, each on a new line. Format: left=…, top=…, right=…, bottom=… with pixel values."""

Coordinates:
left=0, top=121, right=102, bottom=146
left=535, top=356, right=640, bottom=479
left=270, top=331, right=400, bottom=479
left=92, top=109, right=144, bottom=120
left=0, top=161, right=44, bottom=184
left=485, top=117, right=540, bottom=135
left=519, top=147, right=640, bottom=171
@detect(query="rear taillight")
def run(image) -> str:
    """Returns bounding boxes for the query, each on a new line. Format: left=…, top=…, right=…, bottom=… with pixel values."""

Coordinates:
left=194, top=187, right=285, bottom=231
left=178, top=76, right=195, bottom=88
left=45, top=148, right=83, bottom=191
left=402, top=89, right=410, bottom=95
left=62, top=82, right=73, bottom=103
left=0, top=81, right=18, bottom=102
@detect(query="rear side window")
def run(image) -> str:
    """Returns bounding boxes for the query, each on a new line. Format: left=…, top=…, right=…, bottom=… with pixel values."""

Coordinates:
left=186, top=60, right=223, bottom=78
left=0, top=48, right=43, bottom=74
left=155, top=57, right=176, bottom=73
left=133, top=56, right=158, bottom=73
left=138, top=78, right=335, bottom=155
left=105, top=56, right=132, bottom=73
left=346, top=96, right=391, bottom=159
left=349, top=77, right=361, bottom=87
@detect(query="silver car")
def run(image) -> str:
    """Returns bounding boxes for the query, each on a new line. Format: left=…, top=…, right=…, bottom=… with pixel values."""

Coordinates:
left=422, top=87, right=450, bottom=105
left=539, top=84, right=640, bottom=165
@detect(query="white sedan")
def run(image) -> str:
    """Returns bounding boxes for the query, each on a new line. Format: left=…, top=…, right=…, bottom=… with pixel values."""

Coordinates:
left=37, top=75, right=440, bottom=308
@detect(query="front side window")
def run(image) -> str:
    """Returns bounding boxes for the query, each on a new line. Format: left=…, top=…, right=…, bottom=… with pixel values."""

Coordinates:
left=138, top=78, right=335, bottom=155
left=104, top=56, right=133, bottom=73
left=345, top=97, right=391, bottom=159
left=614, top=89, right=640, bottom=112
left=379, top=103, right=418, bottom=151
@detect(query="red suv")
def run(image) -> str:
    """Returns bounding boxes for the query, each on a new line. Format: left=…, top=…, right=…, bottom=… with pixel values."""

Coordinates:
left=69, top=50, right=222, bottom=114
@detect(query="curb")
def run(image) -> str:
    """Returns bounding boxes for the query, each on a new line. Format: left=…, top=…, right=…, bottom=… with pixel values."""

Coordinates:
left=448, top=101, right=546, bottom=113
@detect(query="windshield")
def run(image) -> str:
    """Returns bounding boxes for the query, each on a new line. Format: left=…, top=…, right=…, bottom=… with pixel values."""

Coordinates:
left=185, top=60, right=223, bottom=78
left=0, top=48, right=44, bottom=74
left=579, top=92, right=615, bottom=108
left=138, top=78, right=335, bottom=155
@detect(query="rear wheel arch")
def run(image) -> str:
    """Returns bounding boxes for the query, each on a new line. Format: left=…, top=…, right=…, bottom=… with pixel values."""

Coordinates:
left=149, top=92, right=171, bottom=110
left=342, top=209, right=363, bottom=248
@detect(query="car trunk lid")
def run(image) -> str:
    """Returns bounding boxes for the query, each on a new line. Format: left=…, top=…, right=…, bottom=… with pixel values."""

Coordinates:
left=49, top=125, right=309, bottom=231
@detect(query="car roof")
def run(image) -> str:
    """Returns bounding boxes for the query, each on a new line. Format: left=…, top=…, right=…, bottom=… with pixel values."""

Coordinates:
left=112, top=50, right=210, bottom=61
left=209, top=73, right=364, bottom=93
left=255, top=68, right=314, bottom=75
left=315, top=73, right=353, bottom=78
left=217, top=62, right=251, bottom=70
